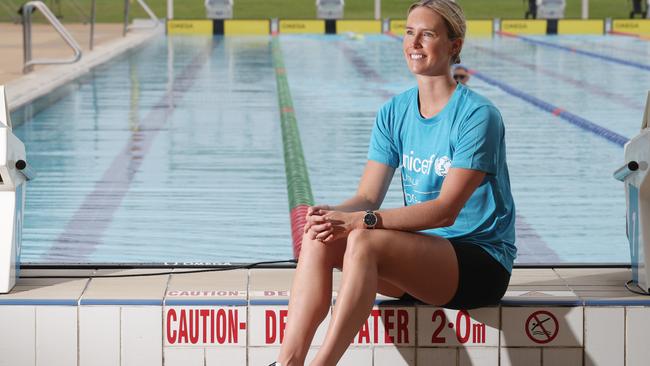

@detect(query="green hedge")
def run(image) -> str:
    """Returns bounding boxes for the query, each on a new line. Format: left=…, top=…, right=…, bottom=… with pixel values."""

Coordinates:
left=0, top=0, right=632, bottom=23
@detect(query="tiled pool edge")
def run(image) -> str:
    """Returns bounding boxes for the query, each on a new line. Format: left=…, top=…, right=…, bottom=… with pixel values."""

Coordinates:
left=0, top=267, right=648, bottom=365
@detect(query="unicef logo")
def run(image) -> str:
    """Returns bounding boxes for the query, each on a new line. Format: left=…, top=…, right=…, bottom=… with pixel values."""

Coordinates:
left=434, top=156, right=451, bottom=177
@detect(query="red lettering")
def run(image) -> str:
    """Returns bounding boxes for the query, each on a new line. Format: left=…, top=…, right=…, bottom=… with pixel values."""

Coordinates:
left=166, top=309, right=177, bottom=344
left=279, top=291, right=288, bottom=296
left=189, top=310, right=199, bottom=344
left=371, top=309, right=381, bottom=343
left=229, top=291, right=239, bottom=296
left=279, top=310, right=288, bottom=343
left=210, top=309, right=215, bottom=344
left=228, top=309, right=239, bottom=343
left=357, top=320, right=370, bottom=343
left=264, top=291, right=275, bottom=296
left=265, top=310, right=277, bottom=344
left=384, top=309, right=395, bottom=344
left=178, top=310, right=188, bottom=343
left=200, top=310, right=210, bottom=343
left=217, top=309, right=227, bottom=344
left=167, top=291, right=178, bottom=296
left=397, top=310, right=409, bottom=344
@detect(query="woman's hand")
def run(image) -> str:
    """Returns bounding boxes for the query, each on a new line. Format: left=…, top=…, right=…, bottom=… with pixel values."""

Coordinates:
left=308, top=209, right=364, bottom=243
left=304, top=205, right=333, bottom=242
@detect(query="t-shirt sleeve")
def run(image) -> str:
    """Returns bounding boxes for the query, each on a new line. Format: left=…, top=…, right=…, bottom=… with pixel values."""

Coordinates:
left=367, top=103, right=400, bottom=168
left=451, top=105, right=503, bottom=175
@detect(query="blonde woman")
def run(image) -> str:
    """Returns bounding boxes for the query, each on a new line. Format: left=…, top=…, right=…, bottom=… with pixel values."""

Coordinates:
left=273, top=1, right=516, bottom=365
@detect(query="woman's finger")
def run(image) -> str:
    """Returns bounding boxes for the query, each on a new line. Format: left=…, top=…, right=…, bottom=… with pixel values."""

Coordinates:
left=310, top=222, right=331, bottom=233
left=322, top=233, right=334, bottom=243
left=315, top=228, right=332, bottom=240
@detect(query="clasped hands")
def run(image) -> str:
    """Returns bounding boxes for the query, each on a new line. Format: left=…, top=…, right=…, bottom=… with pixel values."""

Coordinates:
left=303, top=205, right=363, bottom=243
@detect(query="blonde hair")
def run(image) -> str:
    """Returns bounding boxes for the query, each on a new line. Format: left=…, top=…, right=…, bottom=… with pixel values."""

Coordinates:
left=408, top=0, right=466, bottom=64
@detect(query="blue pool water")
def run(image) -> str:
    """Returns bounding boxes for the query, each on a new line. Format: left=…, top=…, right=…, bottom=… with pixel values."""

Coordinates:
left=13, top=34, right=649, bottom=264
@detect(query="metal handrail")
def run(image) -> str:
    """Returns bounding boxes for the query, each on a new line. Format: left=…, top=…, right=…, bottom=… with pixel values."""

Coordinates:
left=21, top=1, right=82, bottom=73
left=123, top=0, right=159, bottom=36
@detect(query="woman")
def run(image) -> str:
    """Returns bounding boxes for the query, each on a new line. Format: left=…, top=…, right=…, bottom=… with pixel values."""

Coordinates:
left=273, top=1, right=516, bottom=365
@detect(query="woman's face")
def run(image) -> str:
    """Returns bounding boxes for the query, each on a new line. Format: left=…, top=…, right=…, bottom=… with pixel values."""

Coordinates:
left=403, top=6, right=461, bottom=77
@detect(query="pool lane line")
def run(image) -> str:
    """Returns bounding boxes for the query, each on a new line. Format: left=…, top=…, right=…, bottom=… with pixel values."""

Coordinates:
left=496, top=31, right=650, bottom=72
left=609, top=30, right=650, bottom=41
left=271, top=36, right=314, bottom=259
left=471, top=44, right=644, bottom=111
left=470, top=69, right=629, bottom=147
left=45, top=39, right=218, bottom=261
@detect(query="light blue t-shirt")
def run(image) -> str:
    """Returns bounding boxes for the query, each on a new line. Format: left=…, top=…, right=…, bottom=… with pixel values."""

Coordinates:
left=368, top=83, right=517, bottom=273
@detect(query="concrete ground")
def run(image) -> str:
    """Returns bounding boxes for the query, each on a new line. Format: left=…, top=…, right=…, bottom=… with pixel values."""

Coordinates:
left=0, top=22, right=126, bottom=85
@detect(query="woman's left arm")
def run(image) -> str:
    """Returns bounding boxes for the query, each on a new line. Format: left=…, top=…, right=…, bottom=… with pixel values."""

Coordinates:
left=319, top=167, right=485, bottom=241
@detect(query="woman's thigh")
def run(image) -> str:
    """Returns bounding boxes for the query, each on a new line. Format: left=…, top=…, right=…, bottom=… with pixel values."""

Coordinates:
left=345, top=229, right=459, bottom=306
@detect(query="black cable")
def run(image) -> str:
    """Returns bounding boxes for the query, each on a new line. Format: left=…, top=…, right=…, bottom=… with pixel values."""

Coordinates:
left=625, top=280, right=650, bottom=296
left=20, top=259, right=297, bottom=279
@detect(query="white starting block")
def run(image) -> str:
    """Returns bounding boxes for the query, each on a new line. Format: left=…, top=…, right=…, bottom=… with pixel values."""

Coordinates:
left=317, top=0, right=344, bottom=20
left=205, top=0, right=233, bottom=19
left=615, top=92, right=650, bottom=294
left=0, top=86, right=34, bottom=294
left=536, top=0, right=565, bottom=19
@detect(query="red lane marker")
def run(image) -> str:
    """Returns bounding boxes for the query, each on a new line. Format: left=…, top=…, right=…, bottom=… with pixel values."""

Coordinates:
left=496, top=30, right=517, bottom=38
left=290, top=205, right=309, bottom=259
left=552, top=108, right=564, bottom=116
left=282, top=107, right=294, bottom=114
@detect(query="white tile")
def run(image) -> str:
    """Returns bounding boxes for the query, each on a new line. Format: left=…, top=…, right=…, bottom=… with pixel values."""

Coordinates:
left=36, top=307, right=77, bottom=366
left=500, top=348, right=541, bottom=366
left=500, top=307, right=583, bottom=347
left=417, top=348, right=457, bottom=366
left=374, top=347, right=415, bottom=366
left=163, top=348, right=204, bottom=366
left=350, top=307, right=415, bottom=346
left=542, top=348, right=582, bottom=366
left=626, top=307, right=650, bottom=366
left=248, top=347, right=280, bottom=366
left=205, top=347, right=246, bottom=365
left=164, top=306, right=247, bottom=347
left=584, top=307, right=624, bottom=366
left=0, top=306, right=35, bottom=366
left=417, top=307, right=499, bottom=347
left=249, top=306, right=330, bottom=346
left=121, top=307, right=162, bottom=366
left=459, top=347, right=498, bottom=366
left=338, top=347, right=372, bottom=366
left=79, top=306, right=120, bottom=366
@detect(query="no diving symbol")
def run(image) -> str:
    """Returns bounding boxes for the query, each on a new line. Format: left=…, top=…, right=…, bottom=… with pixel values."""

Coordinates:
left=525, top=310, right=559, bottom=344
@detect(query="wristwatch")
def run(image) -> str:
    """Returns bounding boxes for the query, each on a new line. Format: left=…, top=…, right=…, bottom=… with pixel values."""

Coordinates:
left=363, top=210, right=378, bottom=229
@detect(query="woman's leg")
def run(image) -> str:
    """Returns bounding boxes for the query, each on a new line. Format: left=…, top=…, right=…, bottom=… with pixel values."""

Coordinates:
left=310, top=229, right=459, bottom=366
left=277, top=233, right=347, bottom=366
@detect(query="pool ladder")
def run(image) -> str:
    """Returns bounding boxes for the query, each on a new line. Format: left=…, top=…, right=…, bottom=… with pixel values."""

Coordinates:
left=21, top=1, right=82, bottom=73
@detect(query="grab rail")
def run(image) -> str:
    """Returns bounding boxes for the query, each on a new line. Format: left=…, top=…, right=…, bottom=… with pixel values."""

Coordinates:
left=21, top=1, right=82, bottom=73
left=123, top=0, right=160, bottom=36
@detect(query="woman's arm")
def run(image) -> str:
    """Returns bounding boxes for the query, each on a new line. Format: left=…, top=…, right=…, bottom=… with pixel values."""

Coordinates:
left=315, top=167, right=486, bottom=242
left=374, top=167, right=485, bottom=231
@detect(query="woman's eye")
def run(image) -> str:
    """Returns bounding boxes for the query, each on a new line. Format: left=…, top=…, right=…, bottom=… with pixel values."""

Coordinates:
left=406, top=30, right=413, bottom=35
left=424, top=32, right=434, bottom=37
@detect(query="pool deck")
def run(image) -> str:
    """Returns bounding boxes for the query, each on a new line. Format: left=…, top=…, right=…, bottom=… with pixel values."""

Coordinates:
left=0, top=21, right=162, bottom=112
left=0, top=266, right=649, bottom=365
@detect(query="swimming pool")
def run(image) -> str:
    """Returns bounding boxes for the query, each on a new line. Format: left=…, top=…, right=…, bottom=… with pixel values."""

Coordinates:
left=13, top=33, right=648, bottom=265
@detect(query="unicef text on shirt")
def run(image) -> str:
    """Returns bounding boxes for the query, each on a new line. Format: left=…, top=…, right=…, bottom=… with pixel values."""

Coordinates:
left=402, top=151, right=451, bottom=177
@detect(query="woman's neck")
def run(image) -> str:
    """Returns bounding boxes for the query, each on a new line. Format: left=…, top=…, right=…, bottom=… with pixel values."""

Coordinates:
left=416, top=75, right=457, bottom=119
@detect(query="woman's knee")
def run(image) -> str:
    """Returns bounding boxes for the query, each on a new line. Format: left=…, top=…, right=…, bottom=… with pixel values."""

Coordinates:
left=298, top=233, right=345, bottom=267
left=345, top=229, right=377, bottom=261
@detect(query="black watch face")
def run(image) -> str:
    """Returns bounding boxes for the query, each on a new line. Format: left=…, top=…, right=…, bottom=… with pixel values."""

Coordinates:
left=364, top=213, right=377, bottom=227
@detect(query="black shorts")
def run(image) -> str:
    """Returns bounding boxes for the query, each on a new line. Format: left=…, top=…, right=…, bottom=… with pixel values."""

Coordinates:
left=400, top=241, right=511, bottom=310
